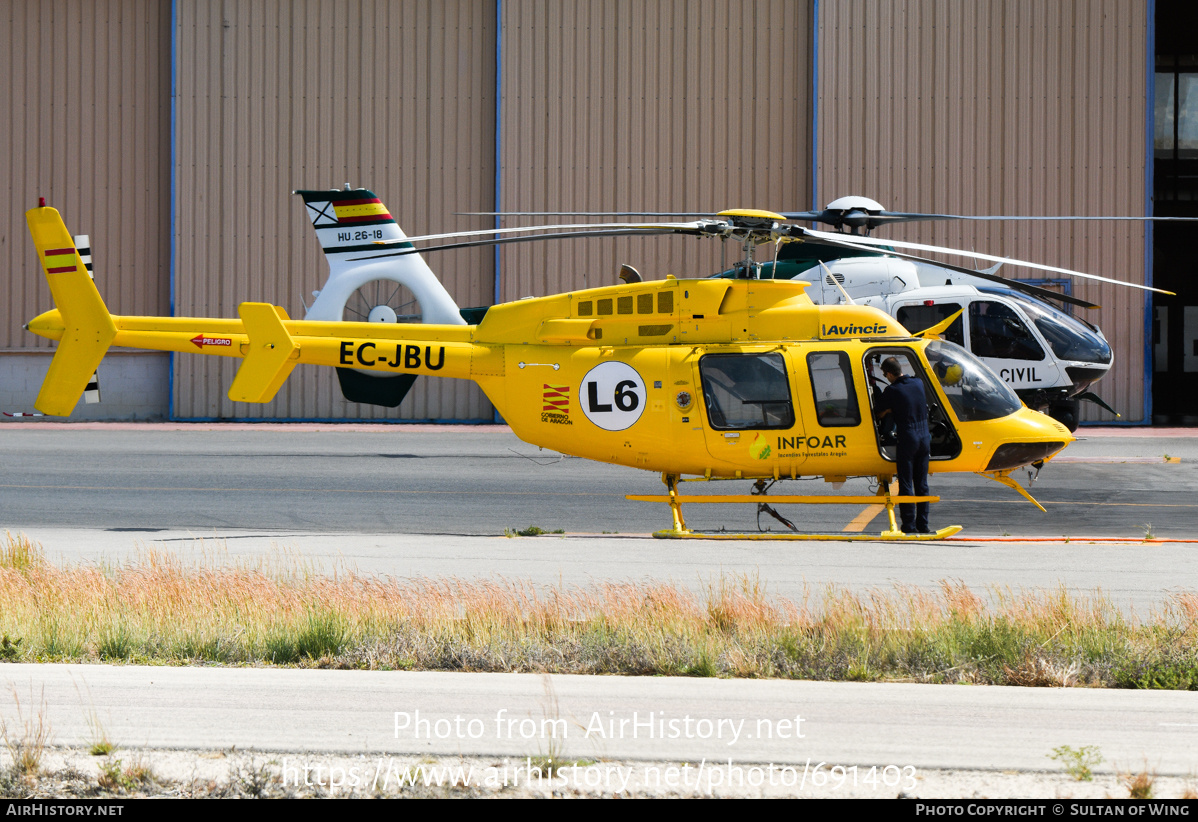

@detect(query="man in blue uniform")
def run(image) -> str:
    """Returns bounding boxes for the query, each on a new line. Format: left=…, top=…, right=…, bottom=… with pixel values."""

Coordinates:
left=876, top=357, right=931, bottom=534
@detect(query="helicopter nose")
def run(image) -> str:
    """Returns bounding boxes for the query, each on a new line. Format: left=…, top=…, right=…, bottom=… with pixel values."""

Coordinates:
left=984, top=407, right=1074, bottom=472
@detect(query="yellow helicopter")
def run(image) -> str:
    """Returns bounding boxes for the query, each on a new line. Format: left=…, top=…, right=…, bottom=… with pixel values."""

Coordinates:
left=24, top=191, right=1078, bottom=541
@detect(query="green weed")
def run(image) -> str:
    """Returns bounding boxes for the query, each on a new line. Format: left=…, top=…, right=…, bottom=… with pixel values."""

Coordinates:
left=0, top=635, right=22, bottom=660
left=505, top=525, right=564, bottom=537
left=230, top=755, right=278, bottom=798
left=1113, top=656, right=1198, bottom=691
left=96, top=757, right=155, bottom=793
left=89, top=740, right=115, bottom=757
left=1048, top=745, right=1103, bottom=781
left=98, top=624, right=134, bottom=661
left=681, top=650, right=719, bottom=678
left=96, top=759, right=133, bottom=792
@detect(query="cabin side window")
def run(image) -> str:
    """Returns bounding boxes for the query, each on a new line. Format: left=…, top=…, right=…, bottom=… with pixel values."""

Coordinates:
left=969, top=301, right=1045, bottom=361
left=895, top=302, right=964, bottom=346
left=807, top=351, right=861, bottom=426
left=699, top=353, right=795, bottom=430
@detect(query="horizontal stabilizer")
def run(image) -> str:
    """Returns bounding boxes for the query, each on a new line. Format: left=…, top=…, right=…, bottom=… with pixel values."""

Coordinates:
left=228, top=303, right=298, bottom=403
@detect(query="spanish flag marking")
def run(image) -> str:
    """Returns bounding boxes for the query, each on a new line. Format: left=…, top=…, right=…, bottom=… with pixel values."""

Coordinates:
left=44, top=247, right=79, bottom=274
left=542, top=384, right=570, bottom=414
left=333, top=199, right=392, bottom=224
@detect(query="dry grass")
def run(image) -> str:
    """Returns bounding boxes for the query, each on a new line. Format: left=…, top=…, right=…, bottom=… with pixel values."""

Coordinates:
left=0, top=532, right=1196, bottom=687
left=1122, top=765, right=1156, bottom=799
left=0, top=532, right=40, bottom=572
left=0, top=686, right=52, bottom=777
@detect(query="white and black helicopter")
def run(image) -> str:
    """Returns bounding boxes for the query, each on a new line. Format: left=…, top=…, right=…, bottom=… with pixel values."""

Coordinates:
left=755, top=195, right=1172, bottom=431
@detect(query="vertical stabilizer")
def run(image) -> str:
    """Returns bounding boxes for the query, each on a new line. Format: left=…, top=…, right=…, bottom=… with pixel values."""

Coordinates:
left=25, top=206, right=117, bottom=416
left=294, top=187, right=465, bottom=326
left=295, top=187, right=466, bottom=408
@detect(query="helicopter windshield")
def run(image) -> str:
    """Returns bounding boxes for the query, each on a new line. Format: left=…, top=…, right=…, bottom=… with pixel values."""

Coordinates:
left=924, top=340, right=1023, bottom=422
left=981, top=289, right=1112, bottom=365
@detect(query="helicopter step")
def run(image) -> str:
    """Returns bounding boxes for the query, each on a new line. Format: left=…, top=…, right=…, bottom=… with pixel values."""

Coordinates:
left=626, top=492, right=961, bottom=541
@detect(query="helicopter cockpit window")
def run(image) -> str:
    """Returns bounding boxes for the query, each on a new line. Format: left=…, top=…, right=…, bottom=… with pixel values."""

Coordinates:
left=699, top=353, right=795, bottom=430
left=924, top=340, right=1023, bottom=422
left=895, top=303, right=965, bottom=346
left=969, top=301, right=1045, bottom=361
left=995, top=290, right=1112, bottom=364
left=807, top=351, right=860, bottom=427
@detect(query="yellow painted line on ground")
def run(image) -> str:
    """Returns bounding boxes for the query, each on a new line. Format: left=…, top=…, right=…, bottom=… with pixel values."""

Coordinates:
left=1054, top=456, right=1180, bottom=464
left=843, top=480, right=896, bottom=533
left=943, top=536, right=1198, bottom=543
left=843, top=504, right=885, bottom=532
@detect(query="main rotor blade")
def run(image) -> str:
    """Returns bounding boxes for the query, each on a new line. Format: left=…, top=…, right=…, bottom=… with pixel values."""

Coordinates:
left=865, top=213, right=1198, bottom=222
left=780, top=210, right=937, bottom=224
left=800, top=227, right=1175, bottom=296
left=794, top=232, right=1100, bottom=310
left=347, top=227, right=703, bottom=262
left=456, top=211, right=711, bottom=218
left=781, top=210, right=1198, bottom=225
left=388, top=220, right=705, bottom=246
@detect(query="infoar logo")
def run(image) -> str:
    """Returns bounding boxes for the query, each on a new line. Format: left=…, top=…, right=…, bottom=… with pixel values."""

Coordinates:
left=749, top=433, right=771, bottom=460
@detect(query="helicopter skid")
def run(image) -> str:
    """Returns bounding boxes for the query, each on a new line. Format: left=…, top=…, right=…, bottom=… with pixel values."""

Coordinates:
left=629, top=490, right=950, bottom=541
left=651, top=525, right=963, bottom=541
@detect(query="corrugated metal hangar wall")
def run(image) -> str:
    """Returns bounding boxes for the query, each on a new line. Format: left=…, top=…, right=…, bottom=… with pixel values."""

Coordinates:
left=2, top=0, right=1153, bottom=423
left=817, top=0, right=1149, bottom=424
left=1, top=0, right=172, bottom=419
left=172, top=0, right=497, bottom=420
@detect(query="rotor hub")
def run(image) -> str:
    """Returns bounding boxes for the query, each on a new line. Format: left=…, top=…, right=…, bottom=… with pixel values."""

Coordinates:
left=367, top=304, right=398, bottom=323
left=716, top=208, right=786, bottom=233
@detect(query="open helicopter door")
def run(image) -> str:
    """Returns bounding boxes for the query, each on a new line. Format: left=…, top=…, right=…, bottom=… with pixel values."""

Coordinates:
left=692, top=347, right=807, bottom=477
left=863, top=347, right=962, bottom=463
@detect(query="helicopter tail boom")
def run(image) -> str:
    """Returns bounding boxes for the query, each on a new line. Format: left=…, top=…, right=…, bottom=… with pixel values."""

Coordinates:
left=25, top=205, right=118, bottom=416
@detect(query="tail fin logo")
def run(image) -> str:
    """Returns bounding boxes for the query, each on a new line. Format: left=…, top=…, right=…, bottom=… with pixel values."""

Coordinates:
left=305, top=201, right=339, bottom=227
left=44, top=247, right=80, bottom=274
